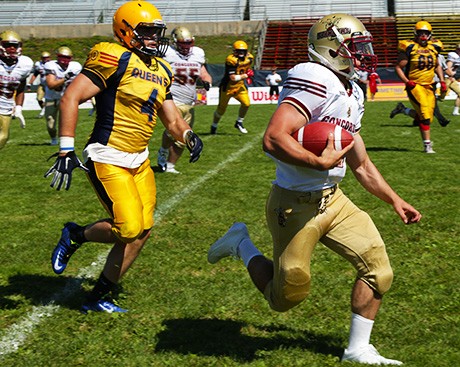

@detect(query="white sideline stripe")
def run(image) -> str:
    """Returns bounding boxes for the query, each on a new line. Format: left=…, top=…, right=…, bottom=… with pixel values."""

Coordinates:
left=0, top=133, right=262, bottom=357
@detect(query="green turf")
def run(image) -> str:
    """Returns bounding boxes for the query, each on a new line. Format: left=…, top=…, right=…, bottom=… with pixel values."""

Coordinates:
left=0, top=100, right=459, bottom=366
left=23, top=34, right=256, bottom=66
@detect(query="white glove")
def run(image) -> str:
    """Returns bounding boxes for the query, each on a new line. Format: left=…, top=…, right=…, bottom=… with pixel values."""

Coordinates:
left=14, top=105, right=26, bottom=129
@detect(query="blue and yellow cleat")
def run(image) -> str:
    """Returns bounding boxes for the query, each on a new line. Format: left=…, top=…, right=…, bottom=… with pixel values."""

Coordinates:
left=51, top=222, right=81, bottom=274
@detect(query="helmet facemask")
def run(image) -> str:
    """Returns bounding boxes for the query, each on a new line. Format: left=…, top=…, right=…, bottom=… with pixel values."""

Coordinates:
left=126, top=21, right=169, bottom=57
left=415, top=30, right=431, bottom=47
left=172, top=27, right=194, bottom=57
left=0, top=31, right=22, bottom=65
left=308, top=14, right=378, bottom=79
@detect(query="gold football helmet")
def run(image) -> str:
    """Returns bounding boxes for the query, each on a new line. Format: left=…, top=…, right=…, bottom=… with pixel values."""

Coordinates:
left=308, top=13, right=377, bottom=79
left=233, top=40, right=248, bottom=60
left=414, top=21, right=432, bottom=46
left=41, top=51, right=51, bottom=61
left=0, top=30, right=22, bottom=61
left=171, top=27, right=194, bottom=57
left=56, top=46, right=73, bottom=68
left=113, top=0, right=168, bottom=57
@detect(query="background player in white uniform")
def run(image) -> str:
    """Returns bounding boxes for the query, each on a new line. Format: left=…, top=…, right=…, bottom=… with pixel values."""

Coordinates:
left=44, top=46, right=82, bottom=145
left=265, top=67, right=282, bottom=103
left=445, top=44, right=460, bottom=115
left=208, top=14, right=421, bottom=365
left=0, top=30, right=33, bottom=149
left=157, top=26, right=212, bottom=173
left=28, top=51, right=51, bottom=118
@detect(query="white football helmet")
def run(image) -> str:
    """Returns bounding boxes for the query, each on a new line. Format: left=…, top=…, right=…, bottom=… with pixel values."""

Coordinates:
left=308, top=13, right=377, bottom=79
left=171, top=27, right=194, bottom=57
left=0, top=30, right=22, bottom=63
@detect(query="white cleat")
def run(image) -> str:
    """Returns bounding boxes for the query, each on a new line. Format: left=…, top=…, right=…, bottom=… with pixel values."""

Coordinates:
left=342, top=344, right=403, bottom=365
left=234, top=121, right=248, bottom=134
left=207, top=222, right=249, bottom=264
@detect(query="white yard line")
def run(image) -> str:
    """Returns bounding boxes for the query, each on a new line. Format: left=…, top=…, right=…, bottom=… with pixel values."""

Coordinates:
left=0, top=133, right=262, bottom=357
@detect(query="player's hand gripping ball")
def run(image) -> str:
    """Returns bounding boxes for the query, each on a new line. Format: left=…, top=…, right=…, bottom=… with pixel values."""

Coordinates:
left=292, top=122, right=354, bottom=156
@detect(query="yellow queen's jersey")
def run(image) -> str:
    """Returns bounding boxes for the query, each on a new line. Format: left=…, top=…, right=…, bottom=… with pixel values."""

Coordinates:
left=82, top=42, right=173, bottom=153
left=398, top=39, right=443, bottom=85
left=220, top=52, right=254, bottom=91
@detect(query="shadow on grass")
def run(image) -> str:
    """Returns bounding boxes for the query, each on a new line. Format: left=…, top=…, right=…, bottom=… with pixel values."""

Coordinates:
left=0, top=274, right=107, bottom=311
left=155, top=317, right=343, bottom=362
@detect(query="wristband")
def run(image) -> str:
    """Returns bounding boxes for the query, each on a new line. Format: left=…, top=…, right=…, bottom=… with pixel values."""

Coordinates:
left=59, top=136, right=74, bottom=152
left=234, top=75, right=242, bottom=81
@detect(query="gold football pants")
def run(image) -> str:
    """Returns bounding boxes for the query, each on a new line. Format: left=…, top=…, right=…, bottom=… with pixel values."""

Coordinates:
left=264, top=185, right=393, bottom=312
left=216, top=85, right=250, bottom=116
left=86, top=158, right=156, bottom=243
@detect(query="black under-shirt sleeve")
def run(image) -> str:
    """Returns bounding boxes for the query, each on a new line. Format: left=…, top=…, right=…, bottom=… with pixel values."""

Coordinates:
left=81, top=68, right=105, bottom=90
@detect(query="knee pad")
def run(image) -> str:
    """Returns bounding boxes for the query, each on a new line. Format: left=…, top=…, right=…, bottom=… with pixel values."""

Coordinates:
left=360, top=252, right=394, bottom=295
left=112, top=221, right=144, bottom=243
left=265, top=266, right=311, bottom=312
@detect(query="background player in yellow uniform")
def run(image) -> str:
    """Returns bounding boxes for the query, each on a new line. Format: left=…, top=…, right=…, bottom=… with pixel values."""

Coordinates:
left=45, top=1, right=203, bottom=313
left=391, top=21, right=446, bottom=153
left=210, top=40, right=254, bottom=134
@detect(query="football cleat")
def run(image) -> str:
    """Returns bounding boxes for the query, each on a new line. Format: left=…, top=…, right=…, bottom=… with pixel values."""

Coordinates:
left=81, top=298, right=128, bottom=314
left=342, top=344, right=403, bottom=365
left=424, top=142, right=435, bottom=154
left=165, top=163, right=180, bottom=174
left=210, top=124, right=217, bottom=135
left=51, top=222, right=81, bottom=274
left=390, top=102, right=405, bottom=119
left=234, top=121, right=248, bottom=134
left=438, top=118, right=450, bottom=127
left=207, top=222, right=249, bottom=264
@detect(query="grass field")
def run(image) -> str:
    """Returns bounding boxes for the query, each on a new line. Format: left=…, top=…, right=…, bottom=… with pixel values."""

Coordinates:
left=0, top=100, right=459, bottom=366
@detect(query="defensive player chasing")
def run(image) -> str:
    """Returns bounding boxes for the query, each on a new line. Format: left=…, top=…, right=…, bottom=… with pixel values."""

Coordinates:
left=0, top=30, right=33, bottom=148
left=208, top=14, right=421, bottom=365
left=391, top=20, right=446, bottom=153
left=157, top=26, right=212, bottom=174
left=45, top=1, right=203, bottom=313
left=210, top=40, right=254, bottom=134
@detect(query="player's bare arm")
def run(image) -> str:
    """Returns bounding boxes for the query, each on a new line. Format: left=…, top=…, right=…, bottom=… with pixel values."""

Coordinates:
left=46, top=73, right=66, bottom=90
left=59, top=73, right=101, bottom=138
left=263, top=103, right=352, bottom=170
left=347, top=134, right=422, bottom=224
left=158, top=99, right=192, bottom=144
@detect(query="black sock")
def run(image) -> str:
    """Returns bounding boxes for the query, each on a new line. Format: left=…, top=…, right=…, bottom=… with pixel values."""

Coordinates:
left=86, top=273, right=116, bottom=302
left=69, top=224, right=87, bottom=245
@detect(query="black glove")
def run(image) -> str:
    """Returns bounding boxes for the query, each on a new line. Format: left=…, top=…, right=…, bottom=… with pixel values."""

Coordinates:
left=185, top=130, right=203, bottom=163
left=203, top=81, right=211, bottom=91
left=65, top=72, right=75, bottom=81
left=44, top=151, right=89, bottom=191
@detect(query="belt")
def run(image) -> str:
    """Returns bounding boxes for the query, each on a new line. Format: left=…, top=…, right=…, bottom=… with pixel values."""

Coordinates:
left=273, top=184, right=337, bottom=204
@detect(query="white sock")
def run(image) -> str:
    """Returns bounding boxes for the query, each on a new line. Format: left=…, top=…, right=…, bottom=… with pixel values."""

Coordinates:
left=238, top=237, right=262, bottom=267
left=237, top=117, right=244, bottom=123
left=453, top=107, right=459, bottom=113
left=347, top=313, right=374, bottom=351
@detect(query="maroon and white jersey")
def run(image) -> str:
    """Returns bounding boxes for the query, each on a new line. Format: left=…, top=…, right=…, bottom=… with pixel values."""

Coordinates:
left=447, top=51, right=460, bottom=72
left=44, top=60, right=82, bottom=100
left=0, top=55, right=33, bottom=115
left=270, top=62, right=365, bottom=192
left=163, top=45, right=206, bottom=105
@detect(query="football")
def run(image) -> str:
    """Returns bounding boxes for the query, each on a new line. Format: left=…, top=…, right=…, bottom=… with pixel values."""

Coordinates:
left=292, top=122, right=354, bottom=156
